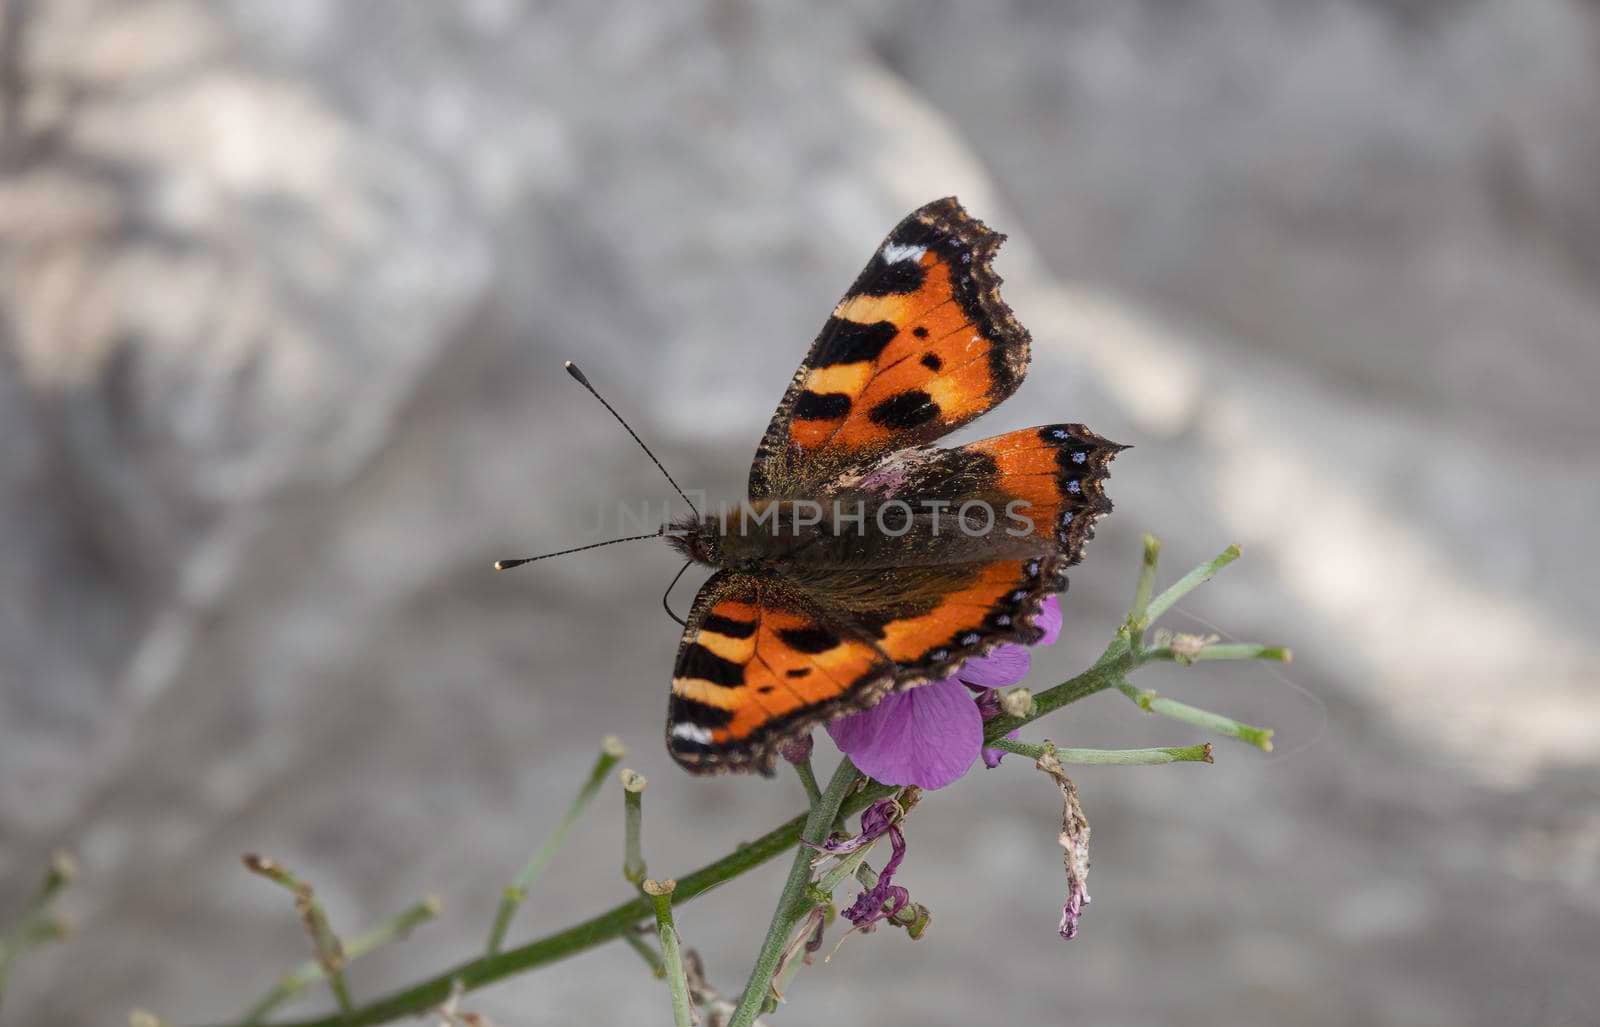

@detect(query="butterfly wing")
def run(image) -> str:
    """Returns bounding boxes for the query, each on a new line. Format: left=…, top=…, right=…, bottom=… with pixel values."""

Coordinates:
left=667, top=571, right=896, bottom=774
left=749, top=198, right=1031, bottom=500
left=787, top=424, right=1125, bottom=685
left=669, top=419, right=1123, bottom=773
left=828, top=423, right=1125, bottom=562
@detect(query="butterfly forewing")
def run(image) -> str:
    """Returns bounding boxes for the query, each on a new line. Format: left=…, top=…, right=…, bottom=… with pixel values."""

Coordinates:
left=749, top=197, right=1032, bottom=501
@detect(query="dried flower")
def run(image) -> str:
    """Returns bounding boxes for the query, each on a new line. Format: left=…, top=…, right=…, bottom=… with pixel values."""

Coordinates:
left=806, top=796, right=902, bottom=857
left=840, top=812, right=909, bottom=933
left=1036, top=748, right=1091, bottom=940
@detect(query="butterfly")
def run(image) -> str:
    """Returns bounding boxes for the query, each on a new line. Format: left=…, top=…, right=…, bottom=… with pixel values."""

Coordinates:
left=661, top=198, right=1125, bottom=774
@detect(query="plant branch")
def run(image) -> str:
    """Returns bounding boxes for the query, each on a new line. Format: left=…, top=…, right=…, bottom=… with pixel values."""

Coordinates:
left=620, top=769, right=648, bottom=886
left=197, top=539, right=1281, bottom=1027
left=239, top=898, right=441, bottom=1026
left=1123, top=533, right=1162, bottom=647
left=989, top=738, right=1214, bottom=765
left=211, top=799, right=841, bottom=1027
left=1143, top=642, right=1292, bottom=665
left=0, top=851, right=75, bottom=1009
left=642, top=881, right=692, bottom=1027
left=242, top=855, right=354, bottom=1015
left=486, top=736, right=625, bottom=954
left=792, top=757, right=823, bottom=806
left=1114, top=681, right=1275, bottom=751
left=726, top=758, right=859, bottom=1027
left=1144, top=543, right=1240, bottom=625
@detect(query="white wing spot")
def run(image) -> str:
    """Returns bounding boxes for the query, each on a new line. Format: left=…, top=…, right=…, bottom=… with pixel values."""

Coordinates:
left=671, top=723, right=713, bottom=744
left=881, top=242, right=927, bottom=265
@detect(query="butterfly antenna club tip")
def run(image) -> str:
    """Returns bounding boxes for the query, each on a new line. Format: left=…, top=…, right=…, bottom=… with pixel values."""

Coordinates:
left=493, top=530, right=664, bottom=572
left=563, top=360, right=592, bottom=388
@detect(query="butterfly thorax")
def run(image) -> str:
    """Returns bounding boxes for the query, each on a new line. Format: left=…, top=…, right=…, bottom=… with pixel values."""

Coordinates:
left=666, top=498, right=1046, bottom=577
left=667, top=501, right=842, bottom=573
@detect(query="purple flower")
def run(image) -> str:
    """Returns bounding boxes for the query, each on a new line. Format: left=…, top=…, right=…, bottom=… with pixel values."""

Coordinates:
left=826, top=596, right=1063, bottom=789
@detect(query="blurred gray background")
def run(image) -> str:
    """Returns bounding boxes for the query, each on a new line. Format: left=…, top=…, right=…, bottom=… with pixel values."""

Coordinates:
left=3, top=1, right=1599, bottom=1024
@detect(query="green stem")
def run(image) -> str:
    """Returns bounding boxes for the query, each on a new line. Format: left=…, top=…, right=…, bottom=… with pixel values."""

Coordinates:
left=1115, top=681, right=1275, bottom=751
left=0, top=852, right=75, bottom=1009
left=203, top=800, right=830, bottom=1027
left=726, top=758, right=859, bottom=1027
left=1124, top=533, right=1162, bottom=647
left=1144, top=643, right=1292, bottom=664
left=620, top=769, right=648, bottom=886
left=486, top=737, right=625, bottom=954
left=240, top=899, right=441, bottom=1026
left=988, top=738, right=1214, bottom=765
left=1144, top=544, right=1240, bottom=625
left=643, top=881, right=692, bottom=1027
left=980, top=641, right=1136, bottom=745
left=793, top=757, right=823, bottom=806
left=242, top=855, right=353, bottom=1015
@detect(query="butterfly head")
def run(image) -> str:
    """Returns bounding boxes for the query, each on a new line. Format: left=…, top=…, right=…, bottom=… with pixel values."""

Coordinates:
left=665, top=512, right=723, bottom=567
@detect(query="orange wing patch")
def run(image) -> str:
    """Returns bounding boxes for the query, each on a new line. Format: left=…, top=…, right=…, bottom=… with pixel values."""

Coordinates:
left=749, top=198, right=1032, bottom=499
left=787, top=244, right=1008, bottom=453
left=877, top=559, right=1029, bottom=662
left=968, top=424, right=1123, bottom=561
left=668, top=580, right=892, bottom=773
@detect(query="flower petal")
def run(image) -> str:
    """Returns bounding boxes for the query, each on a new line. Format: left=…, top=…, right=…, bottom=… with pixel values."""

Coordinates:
left=957, top=644, right=1031, bottom=687
left=1034, top=594, right=1063, bottom=646
left=982, top=727, right=1020, bottom=769
left=826, top=679, right=984, bottom=789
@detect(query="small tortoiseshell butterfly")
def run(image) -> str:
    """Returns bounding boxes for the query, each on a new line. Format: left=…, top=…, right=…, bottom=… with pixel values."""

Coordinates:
left=658, top=198, right=1125, bottom=774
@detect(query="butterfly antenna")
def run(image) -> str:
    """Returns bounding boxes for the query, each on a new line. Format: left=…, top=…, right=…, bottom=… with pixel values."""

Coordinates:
left=661, top=559, right=693, bottom=626
left=494, top=529, right=663, bottom=571
left=564, top=361, right=700, bottom=518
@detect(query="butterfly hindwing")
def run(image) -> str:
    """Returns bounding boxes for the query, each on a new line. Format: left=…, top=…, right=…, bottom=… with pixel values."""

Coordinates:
left=827, top=424, right=1125, bottom=564
left=749, top=198, right=1031, bottom=499
left=815, top=556, right=1068, bottom=687
left=668, top=571, right=896, bottom=774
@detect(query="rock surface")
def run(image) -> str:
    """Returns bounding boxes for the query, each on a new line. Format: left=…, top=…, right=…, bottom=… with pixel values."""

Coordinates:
left=2, top=2, right=1598, bottom=1025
